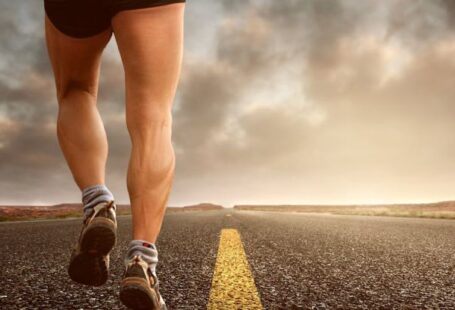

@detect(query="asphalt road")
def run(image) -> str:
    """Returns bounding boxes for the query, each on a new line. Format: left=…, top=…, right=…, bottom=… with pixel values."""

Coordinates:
left=0, top=210, right=454, bottom=309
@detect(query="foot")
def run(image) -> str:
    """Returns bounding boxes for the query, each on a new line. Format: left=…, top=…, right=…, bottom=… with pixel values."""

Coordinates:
left=68, top=200, right=117, bottom=286
left=119, top=255, right=167, bottom=310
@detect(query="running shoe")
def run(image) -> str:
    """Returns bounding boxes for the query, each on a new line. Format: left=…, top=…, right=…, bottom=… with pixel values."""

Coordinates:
left=119, top=254, right=167, bottom=310
left=68, top=200, right=117, bottom=286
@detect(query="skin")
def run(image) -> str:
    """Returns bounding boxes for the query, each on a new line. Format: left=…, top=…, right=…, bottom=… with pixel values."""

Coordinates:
left=44, top=3, right=185, bottom=243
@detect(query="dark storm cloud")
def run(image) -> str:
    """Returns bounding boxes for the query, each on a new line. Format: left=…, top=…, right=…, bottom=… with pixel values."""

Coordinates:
left=441, top=0, right=455, bottom=28
left=0, top=0, right=55, bottom=124
left=173, top=0, right=369, bottom=173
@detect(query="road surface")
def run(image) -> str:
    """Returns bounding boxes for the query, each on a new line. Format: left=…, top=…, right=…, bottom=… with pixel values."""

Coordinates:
left=0, top=210, right=454, bottom=309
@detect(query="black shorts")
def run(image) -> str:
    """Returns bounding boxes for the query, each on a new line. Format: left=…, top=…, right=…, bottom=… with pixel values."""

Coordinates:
left=44, top=0, right=186, bottom=38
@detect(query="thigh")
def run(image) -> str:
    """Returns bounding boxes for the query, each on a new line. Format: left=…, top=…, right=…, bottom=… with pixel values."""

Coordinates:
left=111, top=3, right=185, bottom=110
left=44, top=13, right=113, bottom=101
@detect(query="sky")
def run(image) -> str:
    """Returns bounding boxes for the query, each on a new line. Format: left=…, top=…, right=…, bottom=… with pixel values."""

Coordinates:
left=1, top=0, right=455, bottom=207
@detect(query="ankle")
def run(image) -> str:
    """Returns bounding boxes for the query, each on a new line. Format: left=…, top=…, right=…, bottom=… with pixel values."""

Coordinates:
left=82, top=184, right=115, bottom=217
left=125, top=239, right=159, bottom=274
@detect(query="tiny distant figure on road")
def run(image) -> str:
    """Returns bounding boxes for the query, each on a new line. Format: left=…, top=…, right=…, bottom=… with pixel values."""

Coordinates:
left=43, top=0, right=186, bottom=308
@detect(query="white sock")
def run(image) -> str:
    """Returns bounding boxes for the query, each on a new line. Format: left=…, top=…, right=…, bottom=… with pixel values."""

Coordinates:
left=81, top=184, right=115, bottom=217
left=125, top=240, right=159, bottom=274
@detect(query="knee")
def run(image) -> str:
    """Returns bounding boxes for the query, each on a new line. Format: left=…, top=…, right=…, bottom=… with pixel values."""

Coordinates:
left=126, top=104, right=173, bottom=135
left=56, top=78, right=98, bottom=103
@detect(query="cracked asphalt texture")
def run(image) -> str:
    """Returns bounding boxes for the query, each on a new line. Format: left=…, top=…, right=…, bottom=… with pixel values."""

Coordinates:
left=1, top=210, right=454, bottom=309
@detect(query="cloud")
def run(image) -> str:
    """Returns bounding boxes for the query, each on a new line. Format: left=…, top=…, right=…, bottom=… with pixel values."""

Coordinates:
left=2, top=0, right=455, bottom=206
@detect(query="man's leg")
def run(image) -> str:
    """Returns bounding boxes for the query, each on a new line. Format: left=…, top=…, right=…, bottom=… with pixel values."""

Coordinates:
left=45, top=15, right=118, bottom=286
left=44, top=14, right=112, bottom=191
left=112, top=4, right=185, bottom=307
left=112, top=3, right=185, bottom=244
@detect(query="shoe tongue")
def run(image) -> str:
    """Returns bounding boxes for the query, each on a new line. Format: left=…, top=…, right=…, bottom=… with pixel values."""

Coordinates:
left=106, top=200, right=116, bottom=211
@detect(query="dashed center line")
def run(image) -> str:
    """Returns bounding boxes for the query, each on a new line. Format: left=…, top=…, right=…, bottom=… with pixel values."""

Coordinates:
left=207, top=229, right=263, bottom=310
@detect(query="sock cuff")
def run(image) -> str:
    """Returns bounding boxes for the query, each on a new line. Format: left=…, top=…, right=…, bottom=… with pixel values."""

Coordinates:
left=128, top=239, right=157, bottom=251
left=82, top=184, right=109, bottom=196
left=82, top=184, right=114, bottom=209
left=126, top=240, right=159, bottom=268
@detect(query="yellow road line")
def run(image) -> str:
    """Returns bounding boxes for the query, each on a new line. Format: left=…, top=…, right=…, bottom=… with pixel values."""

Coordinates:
left=207, top=229, right=263, bottom=310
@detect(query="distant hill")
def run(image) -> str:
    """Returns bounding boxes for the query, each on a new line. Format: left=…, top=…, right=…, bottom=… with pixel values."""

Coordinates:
left=183, top=203, right=224, bottom=211
left=234, top=201, right=455, bottom=219
left=0, top=203, right=131, bottom=222
left=0, top=202, right=224, bottom=222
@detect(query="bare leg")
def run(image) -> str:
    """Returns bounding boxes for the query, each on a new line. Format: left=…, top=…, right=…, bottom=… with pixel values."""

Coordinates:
left=44, top=14, right=113, bottom=190
left=112, top=3, right=185, bottom=243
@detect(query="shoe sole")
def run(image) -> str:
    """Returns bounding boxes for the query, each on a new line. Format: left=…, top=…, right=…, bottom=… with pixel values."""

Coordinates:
left=68, top=252, right=109, bottom=286
left=80, top=217, right=117, bottom=255
left=68, top=217, right=117, bottom=286
left=119, top=277, right=166, bottom=310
